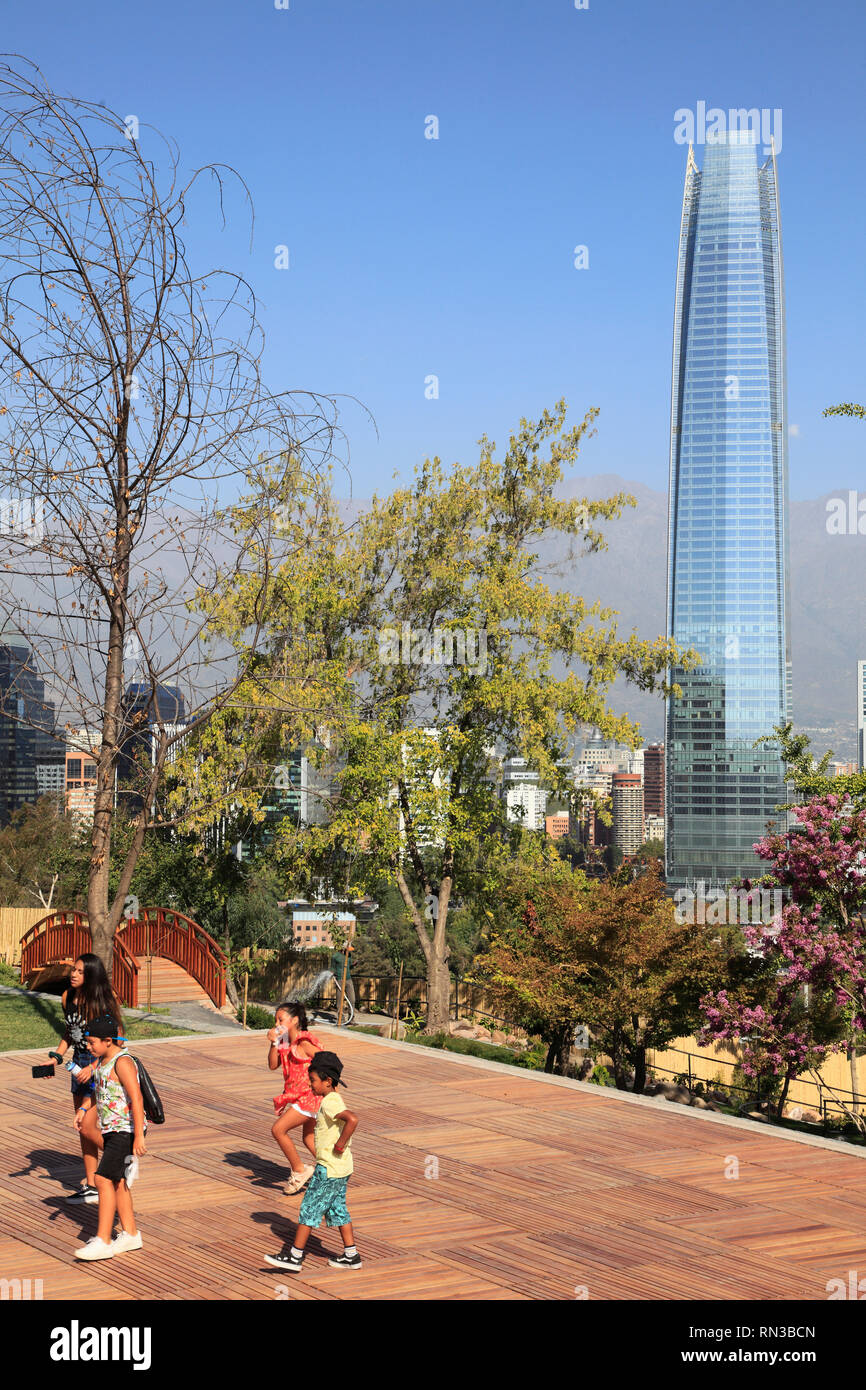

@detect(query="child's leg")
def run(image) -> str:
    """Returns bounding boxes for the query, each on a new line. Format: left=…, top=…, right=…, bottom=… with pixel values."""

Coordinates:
left=302, top=1117, right=316, bottom=1160
left=94, top=1176, right=118, bottom=1243
left=271, top=1109, right=313, bottom=1173
left=78, top=1105, right=102, bottom=1188
left=114, top=1178, right=137, bottom=1236
left=292, top=1224, right=311, bottom=1252
left=338, top=1222, right=355, bottom=1249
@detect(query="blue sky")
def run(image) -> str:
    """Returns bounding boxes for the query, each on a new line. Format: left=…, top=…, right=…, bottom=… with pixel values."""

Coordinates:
left=5, top=0, right=865, bottom=500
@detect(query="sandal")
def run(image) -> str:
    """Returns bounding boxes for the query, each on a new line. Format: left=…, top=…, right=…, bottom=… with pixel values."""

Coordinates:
left=286, top=1165, right=314, bottom=1195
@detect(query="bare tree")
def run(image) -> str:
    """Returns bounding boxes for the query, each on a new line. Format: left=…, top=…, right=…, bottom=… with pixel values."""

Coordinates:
left=0, top=57, right=339, bottom=970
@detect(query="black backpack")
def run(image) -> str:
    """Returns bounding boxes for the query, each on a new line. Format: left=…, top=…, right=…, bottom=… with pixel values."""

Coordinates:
left=132, top=1055, right=165, bottom=1125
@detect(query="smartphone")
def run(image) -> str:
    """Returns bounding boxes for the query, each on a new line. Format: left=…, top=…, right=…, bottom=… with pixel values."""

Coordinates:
left=32, top=1064, right=56, bottom=1078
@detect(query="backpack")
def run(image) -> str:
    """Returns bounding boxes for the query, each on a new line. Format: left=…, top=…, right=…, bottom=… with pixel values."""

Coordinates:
left=132, top=1055, right=165, bottom=1125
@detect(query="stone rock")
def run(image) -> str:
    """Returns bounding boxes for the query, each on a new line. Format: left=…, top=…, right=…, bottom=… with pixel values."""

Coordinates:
left=377, top=1021, right=406, bottom=1040
left=667, top=1088, right=693, bottom=1105
left=747, top=1110, right=769, bottom=1122
left=505, top=1034, right=526, bottom=1050
left=690, top=1096, right=708, bottom=1109
left=802, top=1110, right=820, bottom=1124
left=449, top=1019, right=482, bottom=1039
left=491, top=1030, right=507, bottom=1047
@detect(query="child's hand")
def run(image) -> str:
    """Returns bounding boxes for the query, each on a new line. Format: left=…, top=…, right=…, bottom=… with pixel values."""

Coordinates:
left=73, top=1110, right=87, bottom=1132
left=75, top=1064, right=93, bottom=1084
left=133, top=1137, right=147, bottom=1157
left=266, top=1027, right=279, bottom=1045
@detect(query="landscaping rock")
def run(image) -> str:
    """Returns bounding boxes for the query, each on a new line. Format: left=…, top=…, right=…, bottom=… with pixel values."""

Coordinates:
left=747, top=1110, right=769, bottom=1122
left=505, top=1034, right=526, bottom=1050
left=377, top=1021, right=407, bottom=1040
left=449, top=1018, right=483, bottom=1039
left=491, top=1030, right=507, bottom=1047
left=667, top=1088, right=693, bottom=1105
left=690, top=1096, right=708, bottom=1109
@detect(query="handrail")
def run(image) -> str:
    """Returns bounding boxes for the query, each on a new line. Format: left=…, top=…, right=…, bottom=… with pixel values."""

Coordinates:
left=19, top=912, right=139, bottom=1009
left=19, top=906, right=224, bottom=1009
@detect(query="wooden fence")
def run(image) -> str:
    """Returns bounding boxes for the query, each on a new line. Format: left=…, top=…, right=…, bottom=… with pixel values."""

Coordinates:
left=647, top=1035, right=866, bottom=1115
left=0, top=907, right=45, bottom=966
left=246, top=949, right=516, bottom=1028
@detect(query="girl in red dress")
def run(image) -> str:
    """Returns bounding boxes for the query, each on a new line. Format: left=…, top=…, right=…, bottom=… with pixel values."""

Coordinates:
left=268, top=1001, right=322, bottom=1193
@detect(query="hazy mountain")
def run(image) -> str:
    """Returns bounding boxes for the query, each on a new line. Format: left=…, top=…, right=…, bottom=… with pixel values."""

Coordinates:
left=550, top=475, right=864, bottom=760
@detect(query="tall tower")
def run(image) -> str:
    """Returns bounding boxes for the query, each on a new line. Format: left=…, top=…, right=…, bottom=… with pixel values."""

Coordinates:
left=666, top=131, right=791, bottom=891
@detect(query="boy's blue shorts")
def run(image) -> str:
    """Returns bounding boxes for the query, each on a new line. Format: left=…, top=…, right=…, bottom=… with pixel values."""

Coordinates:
left=299, top=1165, right=351, bottom=1227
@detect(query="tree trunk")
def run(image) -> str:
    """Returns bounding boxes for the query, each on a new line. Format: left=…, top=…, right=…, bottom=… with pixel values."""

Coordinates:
left=633, top=1045, right=647, bottom=1094
left=426, top=957, right=452, bottom=1034
left=848, top=1043, right=861, bottom=1117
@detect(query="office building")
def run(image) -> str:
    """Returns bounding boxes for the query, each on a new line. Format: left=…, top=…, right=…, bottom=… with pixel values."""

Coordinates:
left=666, top=132, right=791, bottom=889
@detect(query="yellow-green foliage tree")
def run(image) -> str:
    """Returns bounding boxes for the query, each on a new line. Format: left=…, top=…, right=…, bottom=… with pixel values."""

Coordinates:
left=182, top=403, right=695, bottom=1032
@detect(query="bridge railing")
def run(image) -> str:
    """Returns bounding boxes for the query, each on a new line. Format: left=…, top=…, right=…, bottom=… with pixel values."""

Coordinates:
left=19, top=913, right=140, bottom=1008
left=118, top=908, right=227, bottom=1008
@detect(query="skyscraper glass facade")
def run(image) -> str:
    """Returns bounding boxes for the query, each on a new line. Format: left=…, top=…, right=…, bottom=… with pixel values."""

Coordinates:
left=666, top=132, right=791, bottom=890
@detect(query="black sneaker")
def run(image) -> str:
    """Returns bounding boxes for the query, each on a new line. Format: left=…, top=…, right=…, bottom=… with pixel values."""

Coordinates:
left=264, top=1251, right=304, bottom=1273
left=66, top=1183, right=98, bottom=1205
left=328, top=1252, right=363, bottom=1270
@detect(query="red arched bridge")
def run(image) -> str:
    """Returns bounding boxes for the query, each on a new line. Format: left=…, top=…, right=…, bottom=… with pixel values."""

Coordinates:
left=19, top=909, right=228, bottom=1010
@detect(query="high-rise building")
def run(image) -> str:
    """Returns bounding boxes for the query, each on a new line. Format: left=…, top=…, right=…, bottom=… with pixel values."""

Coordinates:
left=117, top=682, right=187, bottom=795
left=612, top=772, right=644, bottom=856
left=858, top=662, right=866, bottom=770
left=502, top=757, right=548, bottom=831
left=643, top=743, right=665, bottom=819
left=0, top=633, right=61, bottom=825
left=666, top=132, right=791, bottom=890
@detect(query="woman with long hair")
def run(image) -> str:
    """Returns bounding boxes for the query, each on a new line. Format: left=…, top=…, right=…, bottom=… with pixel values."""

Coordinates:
left=48, top=953, right=124, bottom=1204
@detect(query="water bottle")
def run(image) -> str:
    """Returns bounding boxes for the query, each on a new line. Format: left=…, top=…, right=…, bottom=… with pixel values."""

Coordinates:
left=275, top=1025, right=289, bottom=1052
left=65, top=1059, right=85, bottom=1079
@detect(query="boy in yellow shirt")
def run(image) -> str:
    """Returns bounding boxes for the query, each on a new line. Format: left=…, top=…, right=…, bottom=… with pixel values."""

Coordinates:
left=265, top=1051, right=361, bottom=1272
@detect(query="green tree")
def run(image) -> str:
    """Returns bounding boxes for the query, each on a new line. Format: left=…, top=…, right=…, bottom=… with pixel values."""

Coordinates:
left=0, top=799, right=90, bottom=911
left=184, top=403, right=695, bottom=1030
left=477, top=863, right=726, bottom=1085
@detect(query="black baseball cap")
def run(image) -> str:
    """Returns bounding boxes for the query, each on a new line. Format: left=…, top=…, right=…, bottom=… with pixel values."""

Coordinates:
left=309, top=1051, right=346, bottom=1086
left=84, top=1016, right=125, bottom=1041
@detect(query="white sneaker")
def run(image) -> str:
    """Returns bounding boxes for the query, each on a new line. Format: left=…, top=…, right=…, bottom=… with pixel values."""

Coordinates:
left=111, top=1229, right=143, bottom=1254
left=74, top=1236, right=115, bottom=1262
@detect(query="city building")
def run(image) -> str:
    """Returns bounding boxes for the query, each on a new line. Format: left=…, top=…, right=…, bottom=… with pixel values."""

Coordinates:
left=545, top=812, right=572, bottom=840
left=644, top=813, right=665, bottom=844
left=0, top=632, right=61, bottom=825
left=612, top=772, right=644, bottom=856
left=66, top=730, right=99, bottom=822
left=502, top=757, right=548, bottom=831
left=858, top=661, right=866, bottom=770
left=290, top=910, right=355, bottom=950
left=665, top=131, right=791, bottom=891
left=643, top=743, right=664, bottom=819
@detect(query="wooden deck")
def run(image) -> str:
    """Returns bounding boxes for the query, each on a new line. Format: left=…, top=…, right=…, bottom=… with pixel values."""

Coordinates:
left=2, top=1029, right=866, bottom=1301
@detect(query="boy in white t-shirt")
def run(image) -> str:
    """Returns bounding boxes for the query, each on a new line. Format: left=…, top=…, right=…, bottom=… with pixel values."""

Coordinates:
left=265, top=1051, right=361, bottom=1273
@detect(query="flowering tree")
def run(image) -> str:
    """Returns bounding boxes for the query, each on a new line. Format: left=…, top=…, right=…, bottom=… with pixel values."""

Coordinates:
left=702, top=794, right=866, bottom=1125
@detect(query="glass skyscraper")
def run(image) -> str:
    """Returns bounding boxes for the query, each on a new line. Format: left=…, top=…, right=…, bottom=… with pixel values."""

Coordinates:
left=665, top=131, right=791, bottom=891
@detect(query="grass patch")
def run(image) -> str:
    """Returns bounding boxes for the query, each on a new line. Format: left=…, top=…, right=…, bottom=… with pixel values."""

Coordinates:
left=352, top=1025, right=545, bottom=1069
left=0, top=992, right=196, bottom=1053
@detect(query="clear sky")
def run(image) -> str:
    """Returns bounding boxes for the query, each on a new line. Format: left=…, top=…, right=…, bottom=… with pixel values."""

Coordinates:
left=4, top=0, right=864, bottom=500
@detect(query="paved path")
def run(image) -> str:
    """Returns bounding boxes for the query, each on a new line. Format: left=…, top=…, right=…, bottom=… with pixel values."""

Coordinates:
left=1, top=1028, right=865, bottom=1300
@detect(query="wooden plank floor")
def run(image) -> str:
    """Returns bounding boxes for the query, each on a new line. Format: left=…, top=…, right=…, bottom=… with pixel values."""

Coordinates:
left=2, top=1030, right=866, bottom=1301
